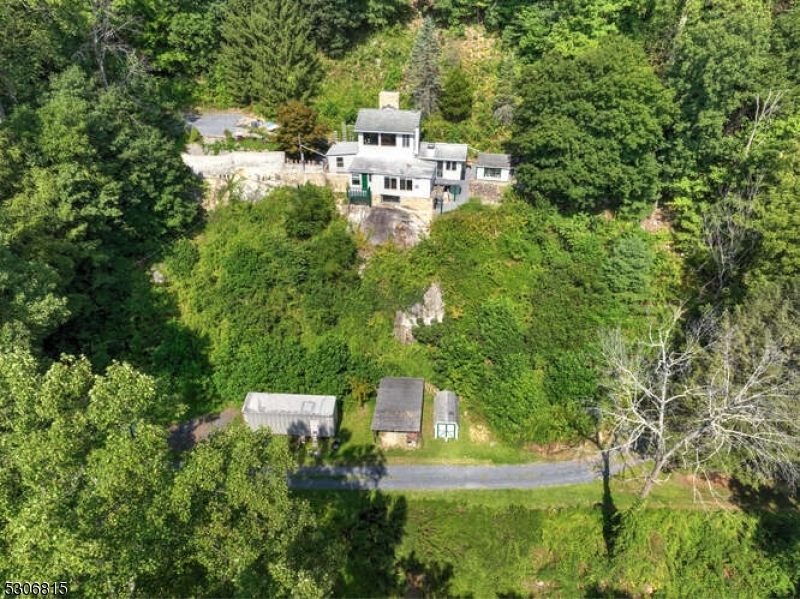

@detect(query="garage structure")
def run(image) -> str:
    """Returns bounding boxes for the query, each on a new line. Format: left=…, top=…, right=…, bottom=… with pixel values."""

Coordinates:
left=370, top=377, right=424, bottom=447
left=242, top=392, right=338, bottom=438
left=433, top=390, right=459, bottom=440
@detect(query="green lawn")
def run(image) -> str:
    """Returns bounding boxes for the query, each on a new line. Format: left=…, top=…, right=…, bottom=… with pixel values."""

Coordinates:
left=299, top=391, right=542, bottom=466
left=298, top=479, right=800, bottom=598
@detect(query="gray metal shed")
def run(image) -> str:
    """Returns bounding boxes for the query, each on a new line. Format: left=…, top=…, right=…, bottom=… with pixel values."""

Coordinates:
left=242, top=393, right=338, bottom=438
left=433, top=391, right=459, bottom=440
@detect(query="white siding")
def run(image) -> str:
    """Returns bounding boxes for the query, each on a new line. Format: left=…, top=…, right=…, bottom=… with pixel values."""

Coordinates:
left=477, top=166, right=512, bottom=182
left=357, top=130, right=419, bottom=159
left=370, top=174, right=432, bottom=201
left=331, top=155, right=355, bottom=173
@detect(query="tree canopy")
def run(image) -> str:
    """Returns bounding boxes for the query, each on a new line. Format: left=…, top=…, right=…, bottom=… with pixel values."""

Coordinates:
left=510, top=36, right=674, bottom=214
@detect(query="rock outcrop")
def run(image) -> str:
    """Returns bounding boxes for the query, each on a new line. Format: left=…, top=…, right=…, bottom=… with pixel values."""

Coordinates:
left=342, top=204, right=431, bottom=248
left=393, top=282, right=445, bottom=345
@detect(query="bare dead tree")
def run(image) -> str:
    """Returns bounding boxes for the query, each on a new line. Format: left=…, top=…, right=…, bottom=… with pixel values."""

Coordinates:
left=744, top=90, right=784, bottom=157
left=700, top=180, right=762, bottom=300
left=84, top=0, right=144, bottom=89
left=600, top=308, right=800, bottom=500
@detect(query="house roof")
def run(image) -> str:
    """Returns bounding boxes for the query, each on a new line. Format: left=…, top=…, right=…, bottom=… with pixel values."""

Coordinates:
left=418, top=142, right=469, bottom=162
left=476, top=152, right=512, bottom=169
left=371, top=377, right=424, bottom=433
left=433, top=391, right=459, bottom=425
left=186, top=112, right=251, bottom=138
left=355, top=108, right=421, bottom=134
left=326, top=141, right=359, bottom=157
left=242, top=393, right=337, bottom=417
left=350, top=155, right=435, bottom=179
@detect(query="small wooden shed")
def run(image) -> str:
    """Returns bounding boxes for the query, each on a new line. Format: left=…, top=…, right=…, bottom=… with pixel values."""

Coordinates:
left=433, top=391, right=459, bottom=440
left=370, top=377, right=424, bottom=447
left=242, top=392, right=338, bottom=438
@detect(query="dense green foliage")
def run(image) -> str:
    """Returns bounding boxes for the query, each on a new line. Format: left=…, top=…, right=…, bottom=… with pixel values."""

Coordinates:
left=275, top=101, right=329, bottom=158
left=219, top=0, right=320, bottom=113
left=0, top=350, right=335, bottom=597
left=438, top=64, right=474, bottom=122
left=306, top=490, right=800, bottom=597
left=511, top=36, right=673, bottom=215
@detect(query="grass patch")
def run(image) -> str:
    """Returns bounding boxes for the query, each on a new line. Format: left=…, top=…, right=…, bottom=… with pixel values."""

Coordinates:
left=297, top=480, right=800, bottom=598
left=303, top=391, right=540, bottom=466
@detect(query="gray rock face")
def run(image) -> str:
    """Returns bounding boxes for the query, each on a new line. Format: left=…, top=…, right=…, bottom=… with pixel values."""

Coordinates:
left=343, top=205, right=430, bottom=248
left=393, top=282, right=444, bottom=344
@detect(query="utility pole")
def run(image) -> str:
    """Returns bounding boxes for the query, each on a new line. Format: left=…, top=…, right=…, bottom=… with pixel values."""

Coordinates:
left=298, top=133, right=305, bottom=184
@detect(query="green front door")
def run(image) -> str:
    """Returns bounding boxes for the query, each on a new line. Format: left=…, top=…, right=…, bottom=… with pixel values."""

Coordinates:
left=361, top=173, right=369, bottom=189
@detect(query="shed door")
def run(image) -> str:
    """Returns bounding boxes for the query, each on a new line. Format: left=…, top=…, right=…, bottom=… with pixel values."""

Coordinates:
left=310, top=420, right=320, bottom=437
left=437, top=423, right=457, bottom=440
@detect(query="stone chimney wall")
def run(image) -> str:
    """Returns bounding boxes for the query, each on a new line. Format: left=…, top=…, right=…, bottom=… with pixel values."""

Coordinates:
left=379, top=90, right=400, bottom=110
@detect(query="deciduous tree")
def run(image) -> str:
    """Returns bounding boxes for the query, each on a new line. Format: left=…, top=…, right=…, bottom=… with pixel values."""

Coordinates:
left=510, top=36, right=673, bottom=214
left=600, top=307, right=800, bottom=500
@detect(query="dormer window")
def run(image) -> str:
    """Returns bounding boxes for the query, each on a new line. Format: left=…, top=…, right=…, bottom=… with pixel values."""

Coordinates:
left=363, top=133, right=378, bottom=145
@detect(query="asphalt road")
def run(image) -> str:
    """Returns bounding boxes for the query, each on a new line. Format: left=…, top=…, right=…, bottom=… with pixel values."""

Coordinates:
left=290, top=455, right=621, bottom=491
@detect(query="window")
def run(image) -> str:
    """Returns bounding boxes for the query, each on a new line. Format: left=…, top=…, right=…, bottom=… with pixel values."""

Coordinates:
left=336, top=157, right=344, bottom=168
left=381, top=195, right=400, bottom=203
left=380, top=133, right=396, bottom=146
left=484, top=167, right=502, bottom=179
left=446, top=161, right=457, bottom=171
left=351, top=173, right=360, bottom=186
left=402, top=135, right=411, bottom=148
left=384, top=177, right=398, bottom=190
left=400, top=178, right=413, bottom=191
left=363, top=133, right=378, bottom=145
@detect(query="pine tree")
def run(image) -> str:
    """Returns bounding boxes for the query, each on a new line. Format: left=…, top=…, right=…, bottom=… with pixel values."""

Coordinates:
left=219, top=0, right=320, bottom=112
left=493, top=55, right=518, bottom=126
left=407, top=17, right=441, bottom=117
left=439, top=64, right=473, bottom=122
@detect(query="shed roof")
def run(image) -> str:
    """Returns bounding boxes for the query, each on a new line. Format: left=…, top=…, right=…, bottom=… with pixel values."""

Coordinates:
left=475, top=152, right=512, bottom=169
left=355, top=108, right=421, bottom=134
left=418, top=142, right=469, bottom=162
left=433, top=391, right=459, bottom=425
left=349, top=155, right=435, bottom=179
left=326, top=141, right=359, bottom=157
left=371, top=377, right=424, bottom=433
left=242, top=393, right=337, bottom=417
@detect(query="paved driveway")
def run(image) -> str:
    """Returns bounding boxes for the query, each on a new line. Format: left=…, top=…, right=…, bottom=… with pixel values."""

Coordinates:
left=290, top=455, right=621, bottom=491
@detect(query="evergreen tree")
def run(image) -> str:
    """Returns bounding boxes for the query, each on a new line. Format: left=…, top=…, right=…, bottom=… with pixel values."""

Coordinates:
left=493, top=54, right=518, bottom=126
left=439, top=64, right=473, bottom=122
left=219, top=0, right=320, bottom=112
left=407, top=17, right=441, bottom=117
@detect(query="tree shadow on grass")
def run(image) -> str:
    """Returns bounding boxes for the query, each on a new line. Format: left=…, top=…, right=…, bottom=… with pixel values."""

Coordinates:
left=322, top=490, right=409, bottom=597
left=728, top=478, right=800, bottom=592
left=398, top=550, right=463, bottom=598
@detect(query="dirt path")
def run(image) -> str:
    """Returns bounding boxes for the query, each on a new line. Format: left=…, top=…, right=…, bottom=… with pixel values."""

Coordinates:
left=168, top=407, right=240, bottom=451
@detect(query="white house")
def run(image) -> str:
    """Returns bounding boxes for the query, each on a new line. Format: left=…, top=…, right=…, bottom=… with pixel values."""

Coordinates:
left=326, top=141, right=358, bottom=173
left=326, top=93, right=469, bottom=209
left=474, top=152, right=514, bottom=182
